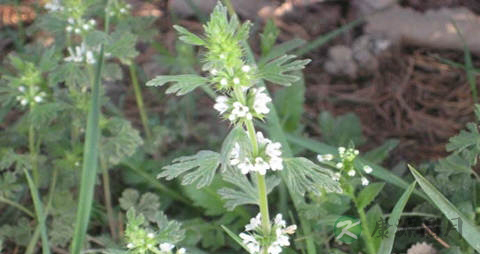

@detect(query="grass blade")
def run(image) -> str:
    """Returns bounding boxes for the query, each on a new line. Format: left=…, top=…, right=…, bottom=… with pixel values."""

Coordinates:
left=451, top=20, right=477, bottom=103
left=409, top=165, right=480, bottom=252
left=71, top=46, right=105, bottom=254
left=221, top=225, right=250, bottom=252
left=378, top=181, right=416, bottom=254
left=24, top=170, right=50, bottom=254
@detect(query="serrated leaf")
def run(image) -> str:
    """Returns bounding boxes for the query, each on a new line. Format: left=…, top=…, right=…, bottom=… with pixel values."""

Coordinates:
left=366, top=204, right=383, bottom=251
left=318, top=111, right=365, bottom=147
left=259, top=38, right=305, bottom=65
left=153, top=211, right=185, bottom=243
left=260, top=19, right=280, bottom=56
left=183, top=177, right=226, bottom=216
left=173, top=25, right=205, bottom=46
left=446, top=122, right=479, bottom=152
left=0, top=217, right=33, bottom=246
left=119, top=189, right=160, bottom=222
left=158, top=150, right=220, bottom=188
left=258, top=55, right=310, bottom=86
left=409, top=165, right=480, bottom=252
left=219, top=126, right=250, bottom=171
left=282, top=157, right=341, bottom=196
left=105, top=30, right=138, bottom=63
left=100, top=118, right=143, bottom=167
left=146, top=74, right=208, bottom=96
left=356, top=182, right=385, bottom=210
left=84, top=30, right=111, bottom=47
left=217, top=169, right=257, bottom=210
left=378, top=182, right=416, bottom=254
left=0, top=172, right=22, bottom=198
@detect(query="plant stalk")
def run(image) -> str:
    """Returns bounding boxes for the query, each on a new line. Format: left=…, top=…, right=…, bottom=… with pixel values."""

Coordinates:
left=100, top=156, right=117, bottom=240
left=356, top=203, right=376, bottom=254
left=129, top=64, right=152, bottom=140
left=29, top=124, right=39, bottom=186
left=0, top=196, right=34, bottom=217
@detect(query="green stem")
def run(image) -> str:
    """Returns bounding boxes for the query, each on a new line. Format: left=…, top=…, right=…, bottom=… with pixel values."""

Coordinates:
left=355, top=202, right=376, bottom=254
left=100, top=156, right=117, bottom=240
left=129, top=64, right=152, bottom=140
left=0, top=196, right=34, bottom=217
left=29, top=124, right=39, bottom=186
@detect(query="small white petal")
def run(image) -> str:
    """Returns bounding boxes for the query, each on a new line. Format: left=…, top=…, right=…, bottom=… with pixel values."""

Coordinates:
left=361, top=177, right=369, bottom=186
left=147, top=232, right=155, bottom=238
left=336, top=162, right=343, bottom=169
left=348, top=170, right=356, bottom=176
left=242, top=65, right=251, bottom=72
left=220, top=78, right=228, bottom=86
left=363, top=165, right=373, bottom=174
left=159, top=243, right=175, bottom=251
left=233, top=77, right=240, bottom=85
left=127, top=243, right=134, bottom=249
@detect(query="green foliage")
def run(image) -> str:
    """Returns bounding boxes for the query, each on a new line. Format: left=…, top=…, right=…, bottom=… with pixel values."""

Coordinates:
left=260, top=19, right=280, bottom=56
left=356, top=182, right=385, bottom=210
left=174, top=25, right=205, bottom=46
left=146, top=74, right=208, bottom=96
left=0, top=217, right=33, bottom=246
left=258, top=55, right=311, bottom=86
left=119, top=189, right=160, bottom=222
left=0, top=172, right=23, bottom=198
left=318, top=111, right=365, bottom=147
left=274, top=76, right=305, bottom=132
left=409, top=165, right=480, bottom=252
left=100, top=117, right=143, bottom=168
left=158, top=150, right=221, bottom=189
left=282, top=157, right=341, bottom=196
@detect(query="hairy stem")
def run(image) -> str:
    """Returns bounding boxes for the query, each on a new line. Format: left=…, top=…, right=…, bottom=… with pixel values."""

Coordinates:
left=355, top=201, right=376, bottom=254
left=29, top=124, right=39, bottom=186
left=129, top=64, right=152, bottom=140
left=100, top=156, right=117, bottom=240
left=0, top=196, right=34, bottom=217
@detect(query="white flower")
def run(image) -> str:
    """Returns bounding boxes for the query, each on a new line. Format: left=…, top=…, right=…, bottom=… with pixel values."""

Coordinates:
left=159, top=243, right=175, bottom=252
left=213, top=96, right=229, bottom=114
left=210, top=69, right=218, bottom=75
left=229, top=143, right=241, bottom=166
left=274, top=214, right=286, bottom=227
left=147, top=232, right=155, bottom=239
left=361, top=177, right=369, bottom=186
left=220, top=78, right=228, bottom=86
left=66, top=26, right=73, bottom=32
left=34, top=95, right=43, bottom=103
left=238, top=158, right=254, bottom=174
left=336, top=162, right=343, bottom=169
left=67, top=18, right=74, bottom=24
left=120, top=8, right=126, bottom=13
left=256, top=131, right=270, bottom=145
left=252, top=87, right=272, bottom=115
left=147, top=244, right=153, bottom=248
left=254, top=157, right=270, bottom=175
left=45, top=0, right=64, bottom=12
left=240, top=233, right=260, bottom=253
left=89, top=19, right=96, bottom=25
left=126, top=243, right=134, bottom=249
left=269, top=156, right=283, bottom=171
left=18, top=86, right=25, bottom=92
left=219, top=53, right=226, bottom=59
left=242, top=65, right=251, bottom=72
left=233, top=77, right=240, bottom=85
left=354, top=149, right=359, bottom=155
left=317, top=154, right=333, bottom=162
left=177, top=248, right=186, bottom=254
left=65, top=43, right=96, bottom=64
left=245, top=213, right=261, bottom=231
left=266, top=142, right=282, bottom=158
left=363, top=165, right=373, bottom=174
left=348, top=169, right=356, bottom=176
left=20, top=98, right=28, bottom=106
left=332, top=172, right=341, bottom=181
left=338, top=147, right=346, bottom=155
left=230, top=102, right=251, bottom=121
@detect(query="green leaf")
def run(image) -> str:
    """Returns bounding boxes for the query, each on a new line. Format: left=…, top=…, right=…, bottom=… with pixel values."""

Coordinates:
left=173, top=25, right=205, bottom=46
left=158, top=150, right=220, bottom=188
left=146, top=74, right=208, bottom=96
left=119, top=189, right=160, bottom=222
left=378, top=181, right=416, bottom=254
left=217, top=169, right=257, bottom=210
left=259, top=19, right=280, bottom=56
left=71, top=45, right=105, bottom=254
left=105, top=30, right=138, bottom=63
left=219, top=126, right=250, bottom=171
left=0, top=172, right=22, bottom=198
left=274, top=74, right=305, bottom=132
left=258, top=55, right=310, bottom=86
left=409, top=165, right=480, bottom=252
left=318, top=111, right=365, bottom=147
left=282, top=157, right=341, bottom=196
left=183, top=177, right=226, bottom=216
left=100, top=118, right=143, bottom=167
left=363, top=139, right=399, bottom=164
left=259, top=38, right=305, bottom=65
left=0, top=217, right=33, bottom=246
left=24, top=170, right=50, bottom=254
left=356, top=182, right=385, bottom=210
left=153, top=211, right=185, bottom=243
left=220, top=225, right=250, bottom=253
left=366, top=204, right=383, bottom=251
left=84, top=30, right=111, bottom=47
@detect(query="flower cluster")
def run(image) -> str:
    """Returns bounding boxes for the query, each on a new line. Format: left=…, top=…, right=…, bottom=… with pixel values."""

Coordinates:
left=64, top=43, right=96, bottom=64
left=126, top=235, right=186, bottom=254
left=106, top=1, right=132, bottom=17
left=66, top=17, right=96, bottom=34
left=213, top=86, right=272, bottom=122
left=229, top=132, right=283, bottom=175
left=16, top=85, right=47, bottom=107
left=240, top=213, right=296, bottom=254
left=44, top=0, right=64, bottom=12
left=317, top=146, right=373, bottom=186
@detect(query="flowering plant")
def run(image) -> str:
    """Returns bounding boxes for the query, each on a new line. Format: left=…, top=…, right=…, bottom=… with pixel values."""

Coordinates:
left=147, top=3, right=341, bottom=253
